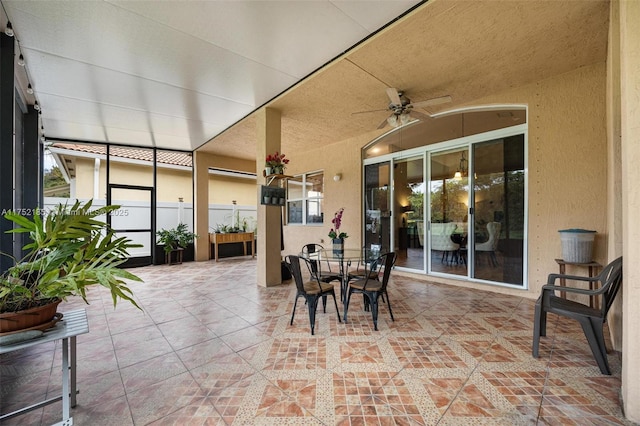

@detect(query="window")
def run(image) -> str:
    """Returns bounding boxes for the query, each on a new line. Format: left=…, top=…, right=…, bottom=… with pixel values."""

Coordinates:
left=287, top=171, right=324, bottom=225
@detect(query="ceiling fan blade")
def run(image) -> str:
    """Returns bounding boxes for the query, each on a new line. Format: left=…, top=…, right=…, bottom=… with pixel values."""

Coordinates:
left=352, top=107, right=389, bottom=115
left=410, top=110, right=432, bottom=121
left=377, top=116, right=390, bottom=129
left=386, top=87, right=402, bottom=106
left=411, top=95, right=452, bottom=109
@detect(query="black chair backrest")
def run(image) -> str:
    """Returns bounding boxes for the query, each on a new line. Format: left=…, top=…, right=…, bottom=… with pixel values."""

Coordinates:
left=302, top=244, right=322, bottom=255
left=379, top=252, right=397, bottom=292
left=286, top=254, right=323, bottom=295
left=599, top=256, right=623, bottom=317
left=285, top=255, right=306, bottom=294
left=362, top=251, right=396, bottom=290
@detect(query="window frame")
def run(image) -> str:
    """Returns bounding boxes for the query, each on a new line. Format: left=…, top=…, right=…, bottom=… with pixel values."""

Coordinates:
left=286, top=170, right=324, bottom=226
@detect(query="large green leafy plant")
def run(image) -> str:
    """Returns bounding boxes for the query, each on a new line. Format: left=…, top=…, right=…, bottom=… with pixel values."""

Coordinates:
left=0, top=200, right=142, bottom=313
left=156, top=223, right=198, bottom=254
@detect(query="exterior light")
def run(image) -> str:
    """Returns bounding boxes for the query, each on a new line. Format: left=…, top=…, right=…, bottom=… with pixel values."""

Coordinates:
left=5, top=21, right=14, bottom=37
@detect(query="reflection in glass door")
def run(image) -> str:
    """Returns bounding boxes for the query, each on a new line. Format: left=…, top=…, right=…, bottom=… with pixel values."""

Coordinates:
left=472, top=135, right=525, bottom=285
left=364, top=163, right=391, bottom=253
left=429, top=149, right=469, bottom=276
left=393, top=156, right=424, bottom=270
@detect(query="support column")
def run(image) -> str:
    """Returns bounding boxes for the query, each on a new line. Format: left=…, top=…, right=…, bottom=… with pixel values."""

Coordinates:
left=620, top=0, right=640, bottom=422
left=18, top=106, right=41, bottom=257
left=0, top=33, right=15, bottom=274
left=193, top=151, right=211, bottom=261
left=256, top=107, right=282, bottom=287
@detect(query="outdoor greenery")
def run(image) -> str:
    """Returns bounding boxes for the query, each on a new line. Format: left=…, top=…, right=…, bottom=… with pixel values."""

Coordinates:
left=211, top=213, right=256, bottom=234
left=156, top=223, right=198, bottom=254
left=0, top=200, right=143, bottom=313
left=428, top=170, right=525, bottom=239
left=43, top=166, right=70, bottom=197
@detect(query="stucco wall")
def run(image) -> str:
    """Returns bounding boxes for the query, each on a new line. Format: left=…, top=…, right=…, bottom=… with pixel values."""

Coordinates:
left=209, top=175, right=256, bottom=205
left=283, top=62, right=608, bottom=301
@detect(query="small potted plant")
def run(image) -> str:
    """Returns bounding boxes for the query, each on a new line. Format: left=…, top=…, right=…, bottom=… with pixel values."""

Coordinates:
left=265, top=151, right=290, bottom=176
left=156, top=223, right=198, bottom=264
left=0, top=200, right=143, bottom=335
left=328, top=208, right=348, bottom=253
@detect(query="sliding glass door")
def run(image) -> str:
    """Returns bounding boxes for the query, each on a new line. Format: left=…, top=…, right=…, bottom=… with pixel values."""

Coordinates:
left=429, top=148, right=469, bottom=276
left=364, top=162, right=391, bottom=253
left=393, top=156, right=424, bottom=270
left=363, top=130, right=526, bottom=288
left=471, top=135, right=525, bottom=285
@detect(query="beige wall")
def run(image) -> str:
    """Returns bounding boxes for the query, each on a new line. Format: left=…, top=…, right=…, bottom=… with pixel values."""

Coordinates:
left=72, top=159, right=256, bottom=205
left=209, top=175, right=256, bottom=205
left=607, top=0, right=624, bottom=354
left=75, top=158, right=107, bottom=199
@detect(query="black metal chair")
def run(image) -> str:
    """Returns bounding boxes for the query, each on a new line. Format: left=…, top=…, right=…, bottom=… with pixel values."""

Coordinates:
left=301, top=243, right=341, bottom=285
left=532, top=256, right=623, bottom=375
left=343, top=252, right=396, bottom=331
left=347, top=245, right=383, bottom=283
left=285, top=255, right=341, bottom=335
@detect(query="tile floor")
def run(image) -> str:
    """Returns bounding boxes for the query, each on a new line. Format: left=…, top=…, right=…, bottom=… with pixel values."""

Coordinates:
left=0, top=258, right=632, bottom=425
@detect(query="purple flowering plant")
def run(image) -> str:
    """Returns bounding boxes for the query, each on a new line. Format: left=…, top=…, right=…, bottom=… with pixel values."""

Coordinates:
left=328, top=208, right=348, bottom=239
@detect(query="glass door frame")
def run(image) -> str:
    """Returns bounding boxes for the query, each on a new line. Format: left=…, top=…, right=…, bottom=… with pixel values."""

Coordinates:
left=107, top=184, right=156, bottom=267
left=363, top=123, right=529, bottom=289
left=427, top=146, right=471, bottom=278
left=392, top=155, right=426, bottom=272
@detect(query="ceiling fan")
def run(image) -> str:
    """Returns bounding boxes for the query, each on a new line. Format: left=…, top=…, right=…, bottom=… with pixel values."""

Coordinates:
left=354, top=88, right=451, bottom=129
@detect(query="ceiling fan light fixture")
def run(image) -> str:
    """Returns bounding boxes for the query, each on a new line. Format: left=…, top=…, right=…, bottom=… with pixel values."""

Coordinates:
left=400, top=113, right=411, bottom=125
left=387, top=115, right=398, bottom=127
left=453, top=151, right=468, bottom=179
left=459, top=152, right=468, bottom=175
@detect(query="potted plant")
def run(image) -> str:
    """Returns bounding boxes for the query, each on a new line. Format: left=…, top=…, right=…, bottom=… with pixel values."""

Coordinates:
left=0, top=200, right=143, bottom=335
left=211, top=224, right=225, bottom=233
left=328, top=207, right=348, bottom=253
left=156, top=223, right=198, bottom=264
left=265, top=151, right=289, bottom=175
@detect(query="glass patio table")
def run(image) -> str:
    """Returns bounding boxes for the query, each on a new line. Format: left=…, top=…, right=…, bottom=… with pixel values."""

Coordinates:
left=315, top=248, right=378, bottom=303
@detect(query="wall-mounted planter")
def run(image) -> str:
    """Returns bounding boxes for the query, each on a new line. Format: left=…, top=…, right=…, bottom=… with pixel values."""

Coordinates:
left=261, top=185, right=285, bottom=206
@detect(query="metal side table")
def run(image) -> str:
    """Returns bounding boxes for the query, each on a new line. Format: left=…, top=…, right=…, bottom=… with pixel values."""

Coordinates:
left=0, top=309, right=89, bottom=426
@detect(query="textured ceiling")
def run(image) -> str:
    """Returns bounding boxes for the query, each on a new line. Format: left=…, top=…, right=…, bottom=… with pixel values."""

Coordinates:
left=2, top=0, right=420, bottom=151
left=2, top=0, right=609, bottom=160
left=201, top=0, right=610, bottom=160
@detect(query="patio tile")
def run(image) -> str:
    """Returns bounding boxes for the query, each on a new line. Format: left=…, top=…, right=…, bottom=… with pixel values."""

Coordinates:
left=0, top=258, right=629, bottom=425
left=126, top=372, right=206, bottom=425
left=120, top=352, right=187, bottom=393
left=175, top=337, right=242, bottom=370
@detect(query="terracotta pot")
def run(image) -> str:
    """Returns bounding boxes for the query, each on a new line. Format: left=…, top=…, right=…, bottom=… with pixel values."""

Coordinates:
left=0, top=299, right=62, bottom=334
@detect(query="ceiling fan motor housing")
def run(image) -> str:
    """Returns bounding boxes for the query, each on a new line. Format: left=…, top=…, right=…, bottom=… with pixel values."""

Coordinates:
left=390, top=93, right=412, bottom=115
